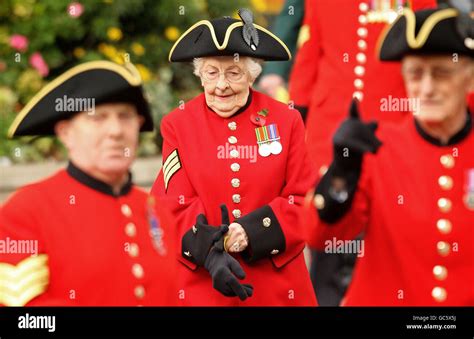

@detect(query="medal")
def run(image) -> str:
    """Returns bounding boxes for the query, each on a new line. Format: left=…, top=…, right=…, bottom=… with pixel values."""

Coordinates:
left=464, top=169, right=474, bottom=210
left=255, top=123, right=282, bottom=157
left=147, top=196, right=167, bottom=256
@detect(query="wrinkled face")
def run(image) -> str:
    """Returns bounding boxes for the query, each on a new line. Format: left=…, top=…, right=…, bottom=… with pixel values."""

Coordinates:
left=56, top=103, right=143, bottom=179
left=200, top=56, right=254, bottom=118
left=402, top=55, right=474, bottom=123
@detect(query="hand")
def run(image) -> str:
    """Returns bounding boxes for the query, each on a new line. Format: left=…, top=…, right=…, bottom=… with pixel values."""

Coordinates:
left=258, top=74, right=284, bottom=98
left=332, top=99, right=382, bottom=171
left=204, top=246, right=254, bottom=300
left=224, top=223, right=249, bottom=253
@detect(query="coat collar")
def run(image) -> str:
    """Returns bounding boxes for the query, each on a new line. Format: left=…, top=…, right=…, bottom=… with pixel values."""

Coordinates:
left=66, top=161, right=132, bottom=197
left=414, top=111, right=472, bottom=147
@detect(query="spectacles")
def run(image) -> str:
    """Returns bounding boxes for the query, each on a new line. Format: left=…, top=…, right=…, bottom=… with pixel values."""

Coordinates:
left=200, top=68, right=246, bottom=83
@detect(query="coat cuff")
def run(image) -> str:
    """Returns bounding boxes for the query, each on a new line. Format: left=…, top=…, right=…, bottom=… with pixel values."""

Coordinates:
left=181, top=224, right=221, bottom=267
left=235, top=205, right=286, bottom=263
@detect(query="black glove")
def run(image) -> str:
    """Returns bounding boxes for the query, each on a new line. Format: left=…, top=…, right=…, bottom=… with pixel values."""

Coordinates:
left=181, top=205, right=230, bottom=266
left=315, top=99, right=382, bottom=223
left=204, top=246, right=254, bottom=301
left=332, top=99, right=382, bottom=174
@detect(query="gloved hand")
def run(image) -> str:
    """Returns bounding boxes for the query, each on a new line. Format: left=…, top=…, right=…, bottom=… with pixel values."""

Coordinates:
left=182, top=204, right=230, bottom=266
left=204, top=245, right=254, bottom=300
left=332, top=99, right=382, bottom=174
left=314, top=99, right=382, bottom=223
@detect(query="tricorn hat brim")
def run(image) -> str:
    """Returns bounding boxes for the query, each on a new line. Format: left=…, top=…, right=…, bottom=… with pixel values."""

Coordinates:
left=8, top=61, right=154, bottom=138
left=378, top=8, right=474, bottom=61
left=169, top=18, right=291, bottom=62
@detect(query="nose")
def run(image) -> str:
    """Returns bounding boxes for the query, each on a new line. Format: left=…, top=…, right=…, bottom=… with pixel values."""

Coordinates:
left=107, top=114, right=124, bottom=138
left=419, top=72, right=435, bottom=98
left=215, top=73, right=229, bottom=91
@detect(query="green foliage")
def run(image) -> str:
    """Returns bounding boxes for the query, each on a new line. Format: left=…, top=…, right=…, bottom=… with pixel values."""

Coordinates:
left=0, top=0, right=250, bottom=163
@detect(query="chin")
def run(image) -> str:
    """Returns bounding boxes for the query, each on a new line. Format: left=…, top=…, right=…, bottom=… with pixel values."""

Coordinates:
left=99, top=158, right=132, bottom=175
left=416, top=110, right=447, bottom=124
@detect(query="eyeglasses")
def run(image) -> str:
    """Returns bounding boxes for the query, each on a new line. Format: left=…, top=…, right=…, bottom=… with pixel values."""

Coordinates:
left=200, top=68, right=246, bottom=83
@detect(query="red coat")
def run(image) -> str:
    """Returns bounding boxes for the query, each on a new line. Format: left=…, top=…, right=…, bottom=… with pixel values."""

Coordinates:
left=289, top=0, right=438, bottom=172
left=306, top=116, right=474, bottom=306
left=0, top=165, right=176, bottom=306
left=151, top=90, right=317, bottom=306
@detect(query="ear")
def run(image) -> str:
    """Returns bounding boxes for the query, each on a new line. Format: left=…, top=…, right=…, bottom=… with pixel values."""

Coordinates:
left=54, top=120, right=72, bottom=148
left=138, top=115, right=145, bottom=127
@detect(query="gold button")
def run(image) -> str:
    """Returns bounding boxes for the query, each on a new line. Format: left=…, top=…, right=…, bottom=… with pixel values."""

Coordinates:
left=228, top=122, right=237, bottom=131
left=357, top=27, right=368, bottom=38
left=192, top=225, right=197, bottom=234
left=319, top=165, right=328, bottom=176
left=358, top=14, right=367, bottom=25
left=230, top=149, right=239, bottom=158
left=354, top=78, right=364, bottom=90
left=437, top=198, right=452, bottom=213
left=358, top=39, right=367, bottom=50
left=184, top=251, right=192, bottom=257
left=359, top=2, right=369, bottom=12
left=125, top=222, right=137, bottom=237
left=271, top=249, right=279, bottom=255
left=132, top=263, right=144, bottom=279
left=356, top=52, right=367, bottom=64
left=353, top=91, right=363, bottom=101
left=438, top=176, right=453, bottom=190
left=440, top=154, right=454, bottom=169
left=263, top=217, right=271, bottom=227
left=436, top=219, right=452, bottom=234
left=314, top=194, right=325, bottom=210
left=431, top=286, right=447, bottom=302
left=232, top=194, right=241, bottom=203
left=437, top=241, right=451, bottom=257
left=231, top=178, right=240, bottom=188
left=129, top=243, right=139, bottom=258
left=134, top=285, right=145, bottom=299
left=433, top=265, right=448, bottom=281
left=231, top=163, right=240, bottom=172
left=354, top=65, right=365, bottom=76
left=228, top=136, right=237, bottom=144
left=232, top=209, right=241, bottom=218
left=121, top=204, right=132, bottom=217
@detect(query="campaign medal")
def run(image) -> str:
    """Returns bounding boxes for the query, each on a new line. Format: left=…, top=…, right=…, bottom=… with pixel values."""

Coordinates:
left=365, top=0, right=407, bottom=24
left=251, top=108, right=282, bottom=157
left=464, top=169, right=474, bottom=210
left=147, top=196, right=167, bottom=256
left=255, top=123, right=282, bottom=157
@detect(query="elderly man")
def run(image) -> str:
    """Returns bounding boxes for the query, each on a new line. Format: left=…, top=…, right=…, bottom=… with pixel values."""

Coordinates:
left=0, top=61, right=175, bottom=306
left=152, top=9, right=317, bottom=306
left=306, top=6, right=474, bottom=306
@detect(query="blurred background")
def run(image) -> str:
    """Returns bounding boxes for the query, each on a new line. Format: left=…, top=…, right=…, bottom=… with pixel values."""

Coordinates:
left=0, top=0, right=286, bottom=201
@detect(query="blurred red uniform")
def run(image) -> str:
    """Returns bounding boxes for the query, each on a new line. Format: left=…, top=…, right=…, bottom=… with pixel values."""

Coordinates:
left=0, top=164, right=176, bottom=306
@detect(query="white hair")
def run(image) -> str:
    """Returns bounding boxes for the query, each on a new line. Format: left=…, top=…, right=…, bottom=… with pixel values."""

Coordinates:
left=193, top=56, right=263, bottom=82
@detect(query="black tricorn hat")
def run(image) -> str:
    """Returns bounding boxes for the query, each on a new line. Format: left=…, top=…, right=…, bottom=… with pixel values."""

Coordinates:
left=8, top=60, right=154, bottom=138
left=378, top=7, right=474, bottom=61
left=169, top=8, right=291, bottom=62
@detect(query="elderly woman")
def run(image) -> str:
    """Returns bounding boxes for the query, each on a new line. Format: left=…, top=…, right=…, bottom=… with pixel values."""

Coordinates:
left=151, top=9, right=317, bottom=306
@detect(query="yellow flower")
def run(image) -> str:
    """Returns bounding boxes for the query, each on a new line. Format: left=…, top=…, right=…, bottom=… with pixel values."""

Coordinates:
left=251, top=0, right=284, bottom=14
left=107, top=27, right=123, bottom=41
left=136, top=64, right=152, bottom=82
left=164, top=26, right=180, bottom=41
left=131, top=42, right=145, bottom=56
left=98, top=43, right=117, bottom=59
left=73, top=47, right=86, bottom=58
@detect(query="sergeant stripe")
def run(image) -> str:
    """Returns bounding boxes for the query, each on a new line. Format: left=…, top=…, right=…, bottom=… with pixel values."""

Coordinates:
left=0, top=254, right=50, bottom=306
left=162, top=149, right=181, bottom=190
